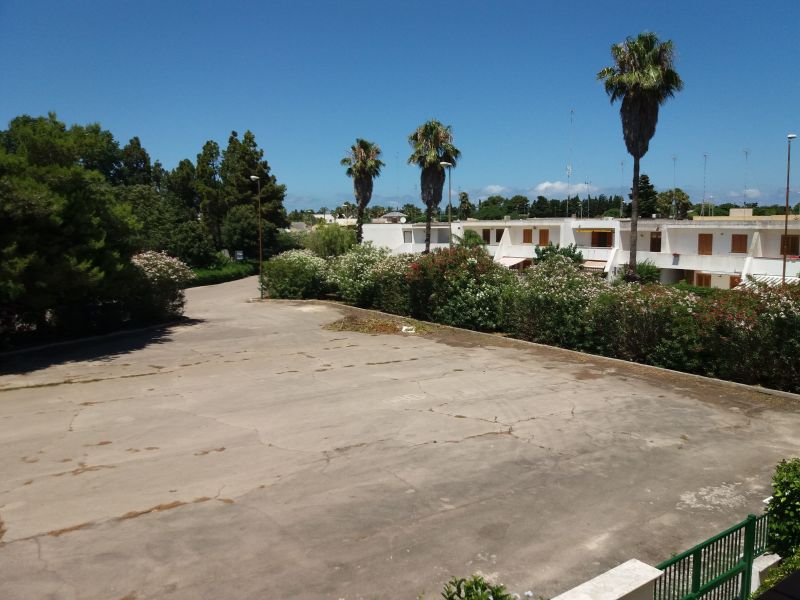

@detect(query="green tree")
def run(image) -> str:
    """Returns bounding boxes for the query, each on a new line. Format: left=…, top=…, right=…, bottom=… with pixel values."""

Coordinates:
left=196, top=140, right=224, bottom=248
left=598, top=32, right=683, bottom=278
left=341, top=138, right=384, bottom=243
left=303, top=222, right=356, bottom=258
left=221, top=204, right=259, bottom=259
left=220, top=130, right=288, bottom=228
left=117, top=184, right=174, bottom=252
left=475, top=195, right=506, bottom=220
left=70, top=122, right=121, bottom=181
left=401, top=203, right=424, bottom=222
left=0, top=114, right=137, bottom=336
left=118, top=136, right=152, bottom=186
left=166, top=221, right=217, bottom=268
left=656, top=187, right=690, bottom=219
left=407, top=119, right=461, bottom=253
left=457, top=191, right=475, bottom=219
left=630, top=174, right=658, bottom=218
left=505, top=194, right=530, bottom=217
left=165, top=158, right=199, bottom=220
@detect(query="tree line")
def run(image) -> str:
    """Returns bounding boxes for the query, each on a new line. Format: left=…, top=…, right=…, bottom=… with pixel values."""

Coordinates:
left=0, top=112, right=289, bottom=342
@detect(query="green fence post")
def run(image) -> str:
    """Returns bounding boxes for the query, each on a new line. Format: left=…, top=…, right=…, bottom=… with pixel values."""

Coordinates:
left=741, top=514, right=756, bottom=600
left=691, top=547, right=702, bottom=596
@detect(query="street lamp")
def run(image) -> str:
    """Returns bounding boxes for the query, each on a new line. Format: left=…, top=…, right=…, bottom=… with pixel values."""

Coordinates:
left=783, top=134, right=797, bottom=286
left=440, top=161, right=453, bottom=248
left=250, top=175, right=264, bottom=299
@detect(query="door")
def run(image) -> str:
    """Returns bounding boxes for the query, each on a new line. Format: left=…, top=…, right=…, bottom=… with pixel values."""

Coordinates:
left=695, top=272, right=711, bottom=287
left=698, top=234, right=713, bottom=255
left=523, top=229, right=533, bottom=244
left=650, top=232, right=662, bottom=252
left=538, top=229, right=549, bottom=246
left=482, top=229, right=491, bottom=244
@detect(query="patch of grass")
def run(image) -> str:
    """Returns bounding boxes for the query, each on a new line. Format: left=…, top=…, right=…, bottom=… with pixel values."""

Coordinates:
left=188, top=261, right=257, bottom=287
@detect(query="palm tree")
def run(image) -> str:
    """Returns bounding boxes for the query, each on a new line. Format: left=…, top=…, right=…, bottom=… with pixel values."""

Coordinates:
left=341, top=139, right=385, bottom=243
left=407, top=120, right=461, bottom=253
left=597, top=32, right=683, bottom=279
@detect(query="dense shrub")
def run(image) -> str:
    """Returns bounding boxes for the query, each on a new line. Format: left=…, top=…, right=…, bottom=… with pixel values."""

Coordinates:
left=263, top=250, right=327, bottom=299
left=130, top=251, right=194, bottom=320
left=767, top=458, right=800, bottom=558
left=501, top=255, right=606, bottom=347
left=326, top=243, right=389, bottom=305
left=189, top=260, right=257, bottom=287
left=303, top=222, right=356, bottom=258
left=534, top=242, right=583, bottom=264
left=370, top=254, right=415, bottom=315
left=166, top=221, right=218, bottom=268
left=441, top=575, right=514, bottom=600
left=585, top=284, right=701, bottom=371
left=407, top=247, right=514, bottom=331
left=636, top=259, right=661, bottom=284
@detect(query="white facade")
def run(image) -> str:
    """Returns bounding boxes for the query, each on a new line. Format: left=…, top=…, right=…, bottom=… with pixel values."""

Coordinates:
left=362, top=215, right=800, bottom=289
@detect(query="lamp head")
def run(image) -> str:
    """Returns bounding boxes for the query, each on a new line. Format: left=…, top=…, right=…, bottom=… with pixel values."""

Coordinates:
left=439, top=161, right=453, bottom=168
left=250, top=175, right=260, bottom=181
left=789, top=134, right=798, bottom=140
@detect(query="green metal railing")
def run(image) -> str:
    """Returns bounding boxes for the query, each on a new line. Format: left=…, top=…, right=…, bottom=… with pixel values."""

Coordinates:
left=653, top=513, right=770, bottom=600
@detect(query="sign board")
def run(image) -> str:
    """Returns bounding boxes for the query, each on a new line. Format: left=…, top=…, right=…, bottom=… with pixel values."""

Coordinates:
left=234, top=250, right=244, bottom=261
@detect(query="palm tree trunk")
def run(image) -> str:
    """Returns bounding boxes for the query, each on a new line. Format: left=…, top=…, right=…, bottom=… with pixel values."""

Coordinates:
left=629, top=156, right=640, bottom=279
left=424, top=203, right=432, bottom=254
left=355, top=206, right=364, bottom=243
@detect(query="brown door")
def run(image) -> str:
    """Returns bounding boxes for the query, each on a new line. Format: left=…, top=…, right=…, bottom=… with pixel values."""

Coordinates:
left=650, top=232, right=662, bottom=252
left=695, top=272, right=711, bottom=287
left=523, top=229, right=533, bottom=244
left=495, top=229, right=504, bottom=243
left=538, top=229, right=549, bottom=246
left=781, top=234, right=800, bottom=255
left=482, top=229, right=491, bottom=244
left=729, top=275, right=742, bottom=288
left=591, top=231, right=612, bottom=247
left=730, top=234, right=747, bottom=253
left=698, top=234, right=713, bottom=255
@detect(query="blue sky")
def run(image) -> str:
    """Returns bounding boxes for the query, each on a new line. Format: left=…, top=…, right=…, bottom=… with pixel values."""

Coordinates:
left=1, top=0, right=799, bottom=210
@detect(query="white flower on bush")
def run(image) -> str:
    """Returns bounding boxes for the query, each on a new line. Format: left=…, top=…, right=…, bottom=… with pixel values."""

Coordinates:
left=327, top=243, right=391, bottom=305
left=131, top=251, right=194, bottom=319
left=132, top=251, right=195, bottom=287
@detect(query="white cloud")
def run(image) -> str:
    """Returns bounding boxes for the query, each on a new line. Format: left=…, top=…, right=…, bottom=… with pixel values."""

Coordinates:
left=533, top=180, right=599, bottom=196
left=482, top=184, right=511, bottom=195
left=726, top=188, right=762, bottom=199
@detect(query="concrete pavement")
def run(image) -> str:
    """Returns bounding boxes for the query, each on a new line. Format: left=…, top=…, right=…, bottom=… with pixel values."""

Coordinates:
left=1, top=276, right=798, bottom=599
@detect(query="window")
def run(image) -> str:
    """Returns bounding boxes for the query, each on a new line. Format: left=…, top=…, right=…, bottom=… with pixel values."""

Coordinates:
left=780, top=234, right=800, bottom=255
left=729, top=275, right=742, bottom=289
left=650, top=231, right=662, bottom=252
left=695, top=272, right=711, bottom=287
left=698, top=233, right=713, bottom=255
left=482, top=229, right=491, bottom=244
left=523, top=229, right=533, bottom=244
left=591, top=231, right=613, bottom=248
left=731, top=234, right=748, bottom=253
left=438, top=229, right=450, bottom=243
left=538, top=229, right=550, bottom=246
left=495, top=229, right=504, bottom=243
left=403, top=230, right=412, bottom=244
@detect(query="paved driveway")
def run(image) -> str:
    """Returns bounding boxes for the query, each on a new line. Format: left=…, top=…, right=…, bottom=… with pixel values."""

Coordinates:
left=1, top=276, right=798, bottom=599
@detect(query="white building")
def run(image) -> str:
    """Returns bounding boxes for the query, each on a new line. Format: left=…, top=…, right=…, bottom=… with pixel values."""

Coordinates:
left=362, top=210, right=800, bottom=289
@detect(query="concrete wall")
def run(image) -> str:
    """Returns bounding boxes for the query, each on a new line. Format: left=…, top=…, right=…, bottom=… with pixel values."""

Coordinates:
left=551, top=559, right=663, bottom=600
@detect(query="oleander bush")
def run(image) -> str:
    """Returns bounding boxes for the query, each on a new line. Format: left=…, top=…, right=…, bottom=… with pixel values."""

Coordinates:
left=370, top=253, right=415, bottom=315
left=263, top=243, right=800, bottom=393
left=326, top=243, right=389, bottom=306
left=130, top=251, right=195, bottom=320
left=406, top=246, right=515, bottom=331
left=501, top=255, right=606, bottom=347
left=263, top=250, right=327, bottom=299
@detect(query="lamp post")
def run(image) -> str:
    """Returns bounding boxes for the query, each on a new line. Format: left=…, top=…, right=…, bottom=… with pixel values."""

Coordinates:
left=783, top=134, right=797, bottom=286
left=250, top=175, right=264, bottom=299
left=440, top=161, right=453, bottom=248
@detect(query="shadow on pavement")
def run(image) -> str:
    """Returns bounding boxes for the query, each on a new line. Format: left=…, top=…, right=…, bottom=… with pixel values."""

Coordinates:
left=0, top=318, right=203, bottom=375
